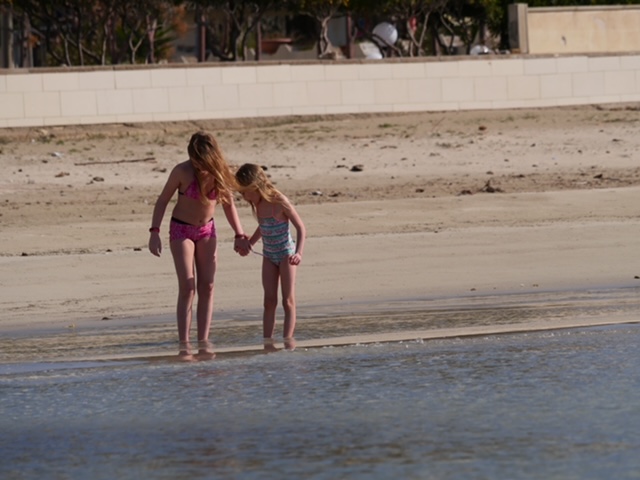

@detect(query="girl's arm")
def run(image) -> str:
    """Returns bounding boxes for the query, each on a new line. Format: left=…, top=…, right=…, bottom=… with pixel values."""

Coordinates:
left=148, top=166, right=181, bottom=257
left=221, top=195, right=244, bottom=236
left=248, top=226, right=262, bottom=248
left=283, top=199, right=306, bottom=263
left=221, top=195, right=250, bottom=255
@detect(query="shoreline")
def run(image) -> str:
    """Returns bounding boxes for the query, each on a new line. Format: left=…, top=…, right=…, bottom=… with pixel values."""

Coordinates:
left=1, top=281, right=638, bottom=344
left=2, top=303, right=638, bottom=369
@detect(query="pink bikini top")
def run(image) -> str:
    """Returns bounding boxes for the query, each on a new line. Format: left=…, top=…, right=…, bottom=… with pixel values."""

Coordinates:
left=179, top=179, right=217, bottom=200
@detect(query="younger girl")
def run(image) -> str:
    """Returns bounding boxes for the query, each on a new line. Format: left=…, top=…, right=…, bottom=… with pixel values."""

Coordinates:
left=235, top=163, right=306, bottom=349
left=149, top=131, right=249, bottom=359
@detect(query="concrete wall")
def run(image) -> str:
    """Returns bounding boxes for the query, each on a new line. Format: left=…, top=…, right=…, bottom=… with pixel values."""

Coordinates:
left=2, top=55, right=640, bottom=129
left=511, top=4, right=640, bottom=55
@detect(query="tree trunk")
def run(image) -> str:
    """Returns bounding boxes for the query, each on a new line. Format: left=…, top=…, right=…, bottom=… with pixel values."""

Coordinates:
left=318, top=16, right=330, bottom=56
left=147, top=16, right=157, bottom=64
left=21, top=13, right=33, bottom=67
left=1, top=7, right=15, bottom=68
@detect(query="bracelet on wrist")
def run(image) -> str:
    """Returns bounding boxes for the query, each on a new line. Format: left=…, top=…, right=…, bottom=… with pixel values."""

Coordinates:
left=234, top=233, right=246, bottom=239
left=149, top=227, right=160, bottom=233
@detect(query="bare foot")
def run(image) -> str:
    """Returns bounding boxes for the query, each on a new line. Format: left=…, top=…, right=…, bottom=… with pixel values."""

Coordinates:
left=263, top=337, right=279, bottom=353
left=284, top=337, right=296, bottom=351
left=196, top=340, right=216, bottom=360
left=178, top=341, right=196, bottom=361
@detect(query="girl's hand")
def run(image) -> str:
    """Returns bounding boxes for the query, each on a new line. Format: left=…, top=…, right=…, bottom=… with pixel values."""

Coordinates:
left=289, top=253, right=302, bottom=265
left=234, top=236, right=251, bottom=256
left=149, top=233, right=162, bottom=257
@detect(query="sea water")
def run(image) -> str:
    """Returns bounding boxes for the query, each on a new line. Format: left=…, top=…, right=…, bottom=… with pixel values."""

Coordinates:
left=1, top=291, right=640, bottom=479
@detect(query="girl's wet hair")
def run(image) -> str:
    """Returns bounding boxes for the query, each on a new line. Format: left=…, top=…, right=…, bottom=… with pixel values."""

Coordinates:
left=187, top=131, right=235, bottom=205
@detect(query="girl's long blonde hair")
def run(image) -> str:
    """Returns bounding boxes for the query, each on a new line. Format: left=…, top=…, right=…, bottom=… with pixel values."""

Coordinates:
left=235, top=163, right=284, bottom=215
left=187, top=131, right=235, bottom=205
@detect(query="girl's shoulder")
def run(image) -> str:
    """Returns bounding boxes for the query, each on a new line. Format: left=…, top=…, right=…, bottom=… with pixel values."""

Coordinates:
left=274, top=192, right=291, bottom=205
left=170, top=161, right=195, bottom=182
left=174, top=160, right=193, bottom=174
left=274, top=194, right=297, bottom=218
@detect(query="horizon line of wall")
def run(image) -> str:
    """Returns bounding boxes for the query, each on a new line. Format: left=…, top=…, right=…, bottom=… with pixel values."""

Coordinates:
left=1, top=54, right=640, bottom=129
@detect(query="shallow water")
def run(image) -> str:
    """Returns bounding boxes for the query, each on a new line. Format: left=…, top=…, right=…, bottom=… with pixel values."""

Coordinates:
left=1, top=289, right=640, bottom=479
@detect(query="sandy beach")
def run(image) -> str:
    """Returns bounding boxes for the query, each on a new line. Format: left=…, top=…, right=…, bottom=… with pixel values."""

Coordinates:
left=1, top=104, right=639, bottom=338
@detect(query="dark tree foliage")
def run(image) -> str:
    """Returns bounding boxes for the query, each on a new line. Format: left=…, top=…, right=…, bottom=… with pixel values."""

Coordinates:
left=184, top=0, right=275, bottom=61
left=2, top=0, right=639, bottom=66
left=2, top=0, right=184, bottom=66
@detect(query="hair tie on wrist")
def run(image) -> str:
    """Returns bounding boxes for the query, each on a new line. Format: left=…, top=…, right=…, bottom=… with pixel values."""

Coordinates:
left=149, top=227, right=160, bottom=233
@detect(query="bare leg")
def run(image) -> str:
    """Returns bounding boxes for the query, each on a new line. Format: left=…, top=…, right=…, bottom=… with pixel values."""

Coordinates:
left=170, top=239, right=196, bottom=343
left=194, top=236, right=217, bottom=343
left=280, top=260, right=298, bottom=339
left=262, top=258, right=280, bottom=339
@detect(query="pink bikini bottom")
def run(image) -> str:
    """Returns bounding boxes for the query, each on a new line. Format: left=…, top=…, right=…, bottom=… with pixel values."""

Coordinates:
left=169, top=217, right=216, bottom=243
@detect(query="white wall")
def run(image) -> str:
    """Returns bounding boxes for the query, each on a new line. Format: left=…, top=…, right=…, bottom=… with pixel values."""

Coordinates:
left=1, top=55, right=640, bottom=129
left=528, top=6, right=640, bottom=55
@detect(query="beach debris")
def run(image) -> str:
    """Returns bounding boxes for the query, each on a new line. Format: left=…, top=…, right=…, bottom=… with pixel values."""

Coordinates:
left=311, top=190, right=323, bottom=196
left=92, top=176, right=105, bottom=182
left=51, top=151, right=63, bottom=157
left=55, top=171, right=70, bottom=178
left=481, top=179, right=502, bottom=193
left=594, top=173, right=603, bottom=179
left=416, top=188, right=424, bottom=193
left=458, top=189, right=473, bottom=195
left=21, top=252, right=28, bottom=256
left=152, top=166, right=167, bottom=173
left=350, top=164, right=364, bottom=172
left=75, top=157, right=155, bottom=166
left=478, top=125, right=487, bottom=131
left=133, top=247, right=142, bottom=251
left=634, top=275, right=639, bottom=279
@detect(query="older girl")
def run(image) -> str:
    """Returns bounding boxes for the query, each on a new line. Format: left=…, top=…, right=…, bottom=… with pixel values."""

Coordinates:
left=149, top=131, right=249, bottom=358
